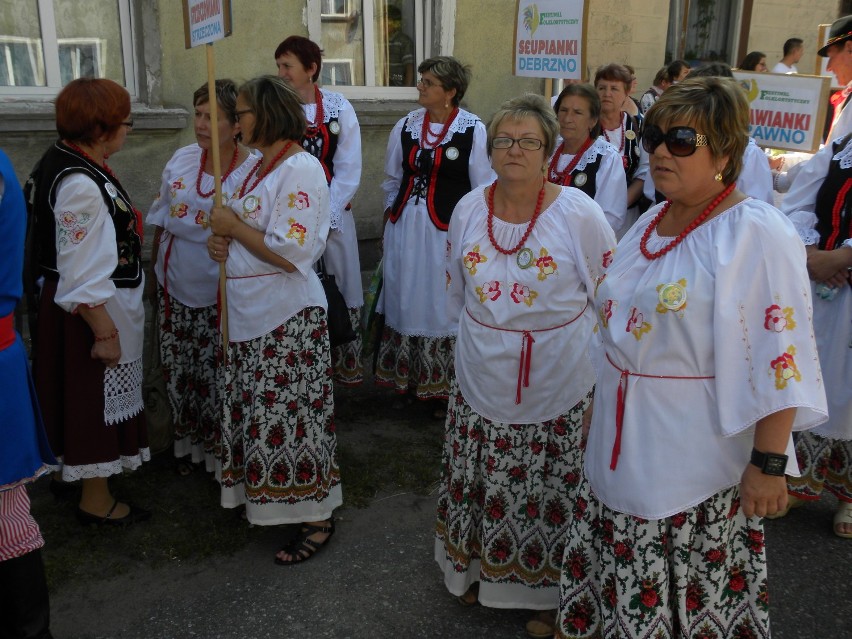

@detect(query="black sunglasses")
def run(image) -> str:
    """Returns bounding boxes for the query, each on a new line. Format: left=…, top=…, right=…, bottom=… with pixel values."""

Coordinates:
left=642, top=125, right=709, bottom=157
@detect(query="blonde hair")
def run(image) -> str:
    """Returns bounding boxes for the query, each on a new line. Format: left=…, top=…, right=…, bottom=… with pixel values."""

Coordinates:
left=487, top=93, right=559, bottom=158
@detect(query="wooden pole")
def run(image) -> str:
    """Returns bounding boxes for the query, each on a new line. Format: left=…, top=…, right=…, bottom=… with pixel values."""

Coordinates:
left=206, top=43, right=229, bottom=359
left=544, top=77, right=554, bottom=103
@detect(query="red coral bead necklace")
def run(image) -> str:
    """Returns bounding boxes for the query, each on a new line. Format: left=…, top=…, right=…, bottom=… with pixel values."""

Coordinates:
left=487, top=178, right=547, bottom=255
left=304, top=85, right=324, bottom=139
left=421, top=106, right=459, bottom=149
left=196, top=145, right=240, bottom=198
left=548, top=136, right=594, bottom=185
left=238, top=140, right=294, bottom=198
left=65, top=141, right=115, bottom=180
left=640, top=182, right=736, bottom=260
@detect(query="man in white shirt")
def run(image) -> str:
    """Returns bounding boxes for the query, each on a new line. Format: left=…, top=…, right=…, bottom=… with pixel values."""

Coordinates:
left=772, top=37, right=803, bottom=73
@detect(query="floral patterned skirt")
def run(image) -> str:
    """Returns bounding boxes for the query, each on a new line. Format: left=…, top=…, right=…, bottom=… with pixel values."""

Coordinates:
left=331, top=307, right=363, bottom=387
left=375, top=325, right=455, bottom=400
left=788, top=431, right=852, bottom=503
left=157, top=286, right=218, bottom=469
left=555, top=481, right=770, bottom=639
left=434, top=379, right=591, bottom=609
left=218, top=307, right=342, bottom=525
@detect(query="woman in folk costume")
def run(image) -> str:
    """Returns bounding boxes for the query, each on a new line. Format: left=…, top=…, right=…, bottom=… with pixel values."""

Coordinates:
left=275, top=35, right=364, bottom=386
left=555, top=78, right=827, bottom=638
left=207, top=76, right=340, bottom=565
left=594, top=63, right=645, bottom=236
left=436, top=93, right=616, bottom=638
left=32, top=78, right=151, bottom=526
left=378, top=56, right=494, bottom=416
left=775, top=132, right=852, bottom=538
left=548, top=83, right=627, bottom=233
left=147, top=79, right=254, bottom=475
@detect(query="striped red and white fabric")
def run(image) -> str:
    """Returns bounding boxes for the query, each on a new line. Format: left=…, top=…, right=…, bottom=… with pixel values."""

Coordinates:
left=0, top=486, right=44, bottom=562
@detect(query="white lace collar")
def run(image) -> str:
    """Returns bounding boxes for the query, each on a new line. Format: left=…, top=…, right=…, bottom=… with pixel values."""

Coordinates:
left=832, top=134, right=852, bottom=169
left=303, top=88, right=348, bottom=122
left=556, top=137, right=615, bottom=173
left=404, top=108, right=480, bottom=145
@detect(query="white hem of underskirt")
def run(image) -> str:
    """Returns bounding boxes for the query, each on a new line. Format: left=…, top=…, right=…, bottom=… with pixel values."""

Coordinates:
left=57, top=449, right=151, bottom=481
left=219, top=483, right=343, bottom=526
left=433, top=538, right=559, bottom=610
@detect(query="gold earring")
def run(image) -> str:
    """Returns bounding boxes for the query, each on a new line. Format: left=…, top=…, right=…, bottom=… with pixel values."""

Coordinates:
left=714, top=172, right=723, bottom=182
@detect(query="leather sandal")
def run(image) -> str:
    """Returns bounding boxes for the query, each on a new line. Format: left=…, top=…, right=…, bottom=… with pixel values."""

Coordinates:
left=77, top=499, right=152, bottom=527
left=274, top=520, right=335, bottom=565
left=457, top=582, right=479, bottom=607
left=834, top=501, right=852, bottom=539
left=526, top=610, right=556, bottom=638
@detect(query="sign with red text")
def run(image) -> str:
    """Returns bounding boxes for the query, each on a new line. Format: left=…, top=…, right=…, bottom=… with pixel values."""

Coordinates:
left=513, top=0, right=588, bottom=80
left=733, top=71, right=831, bottom=153
left=182, top=0, right=232, bottom=49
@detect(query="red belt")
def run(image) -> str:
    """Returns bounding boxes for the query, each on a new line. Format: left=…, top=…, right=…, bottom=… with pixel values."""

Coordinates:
left=161, top=234, right=175, bottom=319
left=465, top=302, right=588, bottom=405
left=605, top=353, right=714, bottom=470
left=0, top=312, right=15, bottom=351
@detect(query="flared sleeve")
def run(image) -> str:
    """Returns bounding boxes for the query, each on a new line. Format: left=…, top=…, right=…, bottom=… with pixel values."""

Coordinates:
left=264, top=153, right=330, bottom=280
left=712, top=203, right=827, bottom=436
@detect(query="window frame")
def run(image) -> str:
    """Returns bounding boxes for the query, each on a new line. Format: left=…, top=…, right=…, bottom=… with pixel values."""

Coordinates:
left=0, top=0, right=137, bottom=100
left=307, top=0, right=434, bottom=100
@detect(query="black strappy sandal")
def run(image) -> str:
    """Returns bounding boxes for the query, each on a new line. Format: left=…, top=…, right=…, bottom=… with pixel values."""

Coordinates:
left=274, top=520, right=335, bottom=566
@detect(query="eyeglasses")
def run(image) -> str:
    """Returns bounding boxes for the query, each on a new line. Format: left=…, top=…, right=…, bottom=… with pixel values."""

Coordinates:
left=234, top=109, right=253, bottom=123
left=641, top=125, right=709, bottom=157
left=122, top=120, right=134, bottom=128
left=417, top=77, right=441, bottom=89
left=491, top=137, right=544, bottom=151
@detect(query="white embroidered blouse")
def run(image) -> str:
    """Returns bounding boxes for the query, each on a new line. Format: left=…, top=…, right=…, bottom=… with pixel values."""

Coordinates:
left=585, top=198, right=828, bottom=518
left=222, top=152, right=330, bottom=342
left=447, top=186, right=617, bottom=424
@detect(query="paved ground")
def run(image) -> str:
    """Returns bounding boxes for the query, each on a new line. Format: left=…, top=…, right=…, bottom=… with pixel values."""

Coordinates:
left=38, top=382, right=852, bottom=638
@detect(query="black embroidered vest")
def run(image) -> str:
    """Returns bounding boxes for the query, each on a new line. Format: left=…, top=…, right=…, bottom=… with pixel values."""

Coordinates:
left=389, top=119, right=476, bottom=231
left=814, top=133, right=852, bottom=251
left=301, top=117, right=340, bottom=185
left=569, top=154, right=603, bottom=199
left=34, top=142, right=142, bottom=288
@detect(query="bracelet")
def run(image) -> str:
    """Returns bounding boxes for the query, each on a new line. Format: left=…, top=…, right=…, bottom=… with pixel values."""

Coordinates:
left=94, top=328, right=119, bottom=342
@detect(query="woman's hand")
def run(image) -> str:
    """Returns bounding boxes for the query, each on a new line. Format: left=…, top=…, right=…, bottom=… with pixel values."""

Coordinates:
left=806, top=246, right=852, bottom=286
left=91, top=333, right=121, bottom=368
left=739, top=463, right=789, bottom=518
left=209, top=205, right=240, bottom=237
left=207, top=235, right=231, bottom=263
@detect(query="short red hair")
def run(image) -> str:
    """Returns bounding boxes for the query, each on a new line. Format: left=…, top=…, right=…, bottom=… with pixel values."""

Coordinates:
left=55, top=78, right=130, bottom=145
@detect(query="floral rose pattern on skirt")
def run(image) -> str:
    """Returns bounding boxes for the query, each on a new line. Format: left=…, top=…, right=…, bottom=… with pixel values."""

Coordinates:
left=375, top=324, right=455, bottom=400
left=331, top=307, right=363, bottom=387
left=435, top=379, right=592, bottom=606
left=218, top=307, right=341, bottom=515
left=556, top=482, right=770, bottom=639
left=787, top=431, right=852, bottom=503
left=157, top=286, right=218, bottom=467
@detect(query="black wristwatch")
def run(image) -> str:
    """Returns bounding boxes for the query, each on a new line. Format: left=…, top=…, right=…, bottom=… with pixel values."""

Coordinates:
left=750, top=448, right=788, bottom=476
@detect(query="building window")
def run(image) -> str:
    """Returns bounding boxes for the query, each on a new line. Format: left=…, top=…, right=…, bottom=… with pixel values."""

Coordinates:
left=0, top=0, right=136, bottom=99
left=322, top=0, right=352, bottom=19
left=321, top=59, right=355, bottom=85
left=309, top=0, right=429, bottom=99
left=665, top=0, right=743, bottom=65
